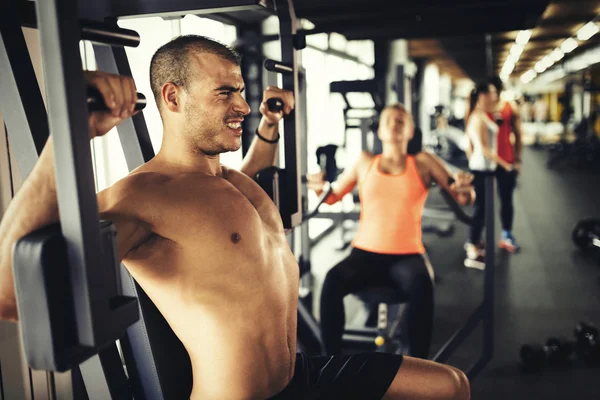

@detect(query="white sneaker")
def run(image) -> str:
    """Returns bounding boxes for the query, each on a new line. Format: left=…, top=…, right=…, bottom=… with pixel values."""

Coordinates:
left=464, top=243, right=485, bottom=270
left=464, top=241, right=485, bottom=256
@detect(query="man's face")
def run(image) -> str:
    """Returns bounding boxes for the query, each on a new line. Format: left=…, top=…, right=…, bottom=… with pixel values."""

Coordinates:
left=182, top=53, right=250, bottom=155
left=377, top=108, right=413, bottom=143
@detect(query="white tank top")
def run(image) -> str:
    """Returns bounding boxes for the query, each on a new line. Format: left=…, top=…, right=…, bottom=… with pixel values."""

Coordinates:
left=468, top=112, right=498, bottom=171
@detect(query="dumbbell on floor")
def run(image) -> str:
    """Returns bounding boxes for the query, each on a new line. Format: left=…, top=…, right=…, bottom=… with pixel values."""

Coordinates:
left=572, top=218, right=600, bottom=251
left=574, top=322, right=600, bottom=367
left=520, top=337, right=574, bottom=372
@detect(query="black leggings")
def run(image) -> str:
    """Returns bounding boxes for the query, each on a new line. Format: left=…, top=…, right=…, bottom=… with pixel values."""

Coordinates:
left=470, top=168, right=517, bottom=243
left=320, top=248, right=434, bottom=359
left=469, top=171, right=487, bottom=244
left=496, top=166, right=516, bottom=231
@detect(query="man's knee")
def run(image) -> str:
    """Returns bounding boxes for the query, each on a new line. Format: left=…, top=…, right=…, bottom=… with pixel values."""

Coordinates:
left=447, top=366, right=470, bottom=400
left=434, top=365, right=470, bottom=400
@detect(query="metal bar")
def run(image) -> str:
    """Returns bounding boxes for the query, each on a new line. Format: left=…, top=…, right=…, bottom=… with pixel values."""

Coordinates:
left=360, top=118, right=370, bottom=151
left=309, top=221, right=338, bottom=247
left=112, top=0, right=270, bottom=19
left=432, top=305, right=484, bottom=364
left=274, top=0, right=302, bottom=228
left=330, top=79, right=379, bottom=94
left=35, top=0, right=103, bottom=347
left=18, top=1, right=140, bottom=48
left=92, top=44, right=155, bottom=168
left=485, top=33, right=493, bottom=76
left=396, top=65, right=405, bottom=103
left=299, top=67, right=310, bottom=266
left=80, top=20, right=140, bottom=48
left=264, top=59, right=293, bottom=74
left=0, top=0, right=48, bottom=176
left=296, top=299, right=323, bottom=353
left=466, top=352, right=493, bottom=381
left=313, top=211, right=360, bottom=221
left=439, top=189, right=474, bottom=225
left=482, top=173, right=495, bottom=364
left=80, top=345, right=131, bottom=400
left=345, top=328, right=377, bottom=337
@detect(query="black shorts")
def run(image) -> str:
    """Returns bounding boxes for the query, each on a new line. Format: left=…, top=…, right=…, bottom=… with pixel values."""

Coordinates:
left=268, top=352, right=403, bottom=400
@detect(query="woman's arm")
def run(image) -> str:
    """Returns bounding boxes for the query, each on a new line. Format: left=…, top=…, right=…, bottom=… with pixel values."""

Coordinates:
left=474, top=114, right=513, bottom=171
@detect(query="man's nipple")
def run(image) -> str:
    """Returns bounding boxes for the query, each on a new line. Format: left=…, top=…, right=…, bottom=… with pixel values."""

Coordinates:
left=231, top=233, right=241, bottom=244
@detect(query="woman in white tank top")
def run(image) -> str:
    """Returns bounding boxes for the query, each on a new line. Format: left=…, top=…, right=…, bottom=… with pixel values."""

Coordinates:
left=464, top=81, right=513, bottom=269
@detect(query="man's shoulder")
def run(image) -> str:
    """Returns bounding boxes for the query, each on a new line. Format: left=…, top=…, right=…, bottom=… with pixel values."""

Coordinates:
left=98, top=171, right=172, bottom=213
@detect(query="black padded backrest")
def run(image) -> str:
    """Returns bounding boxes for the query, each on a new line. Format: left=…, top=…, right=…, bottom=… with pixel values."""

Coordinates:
left=119, top=266, right=192, bottom=400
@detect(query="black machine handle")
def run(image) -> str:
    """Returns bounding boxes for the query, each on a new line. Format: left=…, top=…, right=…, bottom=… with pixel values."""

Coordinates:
left=440, top=177, right=475, bottom=226
left=266, top=97, right=284, bottom=113
left=80, top=19, right=140, bottom=48
left=264, top=58, right=294, bottom=74
left=87, top=86, right=147, bottom=112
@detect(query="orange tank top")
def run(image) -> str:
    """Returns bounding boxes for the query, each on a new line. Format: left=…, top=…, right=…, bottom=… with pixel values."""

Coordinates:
left=352, top=155, right=428, bottom=254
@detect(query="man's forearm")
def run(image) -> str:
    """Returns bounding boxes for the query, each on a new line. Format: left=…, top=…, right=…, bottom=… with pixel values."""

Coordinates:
left=0, top=139, right=59, bottom=320
left=240, top=119, right=279, bottom=178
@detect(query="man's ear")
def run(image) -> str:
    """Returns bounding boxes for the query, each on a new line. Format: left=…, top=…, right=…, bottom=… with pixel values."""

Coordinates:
left=162, top=82, right=182, bottom=112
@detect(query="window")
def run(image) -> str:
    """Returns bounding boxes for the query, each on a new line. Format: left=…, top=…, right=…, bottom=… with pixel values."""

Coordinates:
left=301, top=41, right=375, bottom=239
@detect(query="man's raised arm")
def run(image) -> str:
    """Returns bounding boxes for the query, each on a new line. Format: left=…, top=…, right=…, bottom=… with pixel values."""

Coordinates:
left=0, top=71, right=139, bottom=321
left=240, top=86, right=294, bottom=178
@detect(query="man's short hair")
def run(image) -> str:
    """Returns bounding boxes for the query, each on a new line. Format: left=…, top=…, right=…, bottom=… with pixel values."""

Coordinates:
left=149, top=35, right=241, bottom=111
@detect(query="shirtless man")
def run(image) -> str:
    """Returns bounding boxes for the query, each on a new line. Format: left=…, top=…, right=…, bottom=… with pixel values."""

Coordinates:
left=0, top=35, right=469, bottom=400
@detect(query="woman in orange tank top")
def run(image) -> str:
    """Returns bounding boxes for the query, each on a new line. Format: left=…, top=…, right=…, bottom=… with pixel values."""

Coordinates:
left=308, top=103, right=475, bottom=359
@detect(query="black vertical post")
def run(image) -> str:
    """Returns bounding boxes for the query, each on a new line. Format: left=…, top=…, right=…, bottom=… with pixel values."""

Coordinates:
left=274, top=0, right=302, bottom=228
left=483, top=32, right=496, bottom=373
left=35, top=0, right=101, bottom=347
left=373, top=39, right=388, bottom=112
left=0, top=0, right=49, bottom=176
left=238, top=24, right=264, bottom=157
left=396, top=65, right=405, bottom=104
left=411, top=58, right=426, bottom=129
left=483, top=173, right=495, bottom=361
left=485, top=33, right=493, bottom=77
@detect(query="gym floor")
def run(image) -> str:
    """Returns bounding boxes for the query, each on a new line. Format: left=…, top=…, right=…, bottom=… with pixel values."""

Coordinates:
left=310, top=146, right=600, bottom=399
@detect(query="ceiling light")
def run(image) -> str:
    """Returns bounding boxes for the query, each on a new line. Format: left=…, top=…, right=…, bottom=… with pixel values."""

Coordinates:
left=521, top=70, right=537, bottom=83
left=510, top=43, right=524, bottom=57
left=550, top=48, right=564, bottom=62
left=501, top=65, right=514, bottom=77
left=561, top=37, right=578, bottom=53
left=516, top=30, right=532, bottom=45
left=534, top=61, right=547, bottom=73
left=542, top=56, right=554, bottom=69
left=577, top=21, right=599, bottom=41
left=300, top=19, right=316, bottom=30
left=505, top=53, right=519, bottom=65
